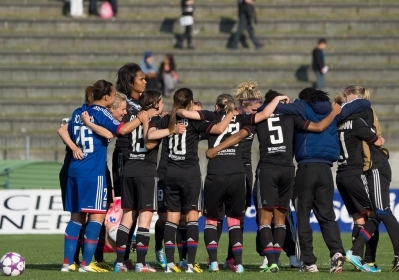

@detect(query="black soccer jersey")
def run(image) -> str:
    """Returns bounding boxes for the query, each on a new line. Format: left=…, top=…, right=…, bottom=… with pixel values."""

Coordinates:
left=256, top=114, right=309, bottom=167
left=114, top=97, right=141, bottom=155
left=337, top=117, right=378, bottom=178
left=123, top=115, right=162, bottom=177
left=157, top=137, right=168, bottom=179
left=240, top=127, right=256, bottom=165
left=198, top=110, right=256, bottom=175
left=155, top=114, right=214, bottom=177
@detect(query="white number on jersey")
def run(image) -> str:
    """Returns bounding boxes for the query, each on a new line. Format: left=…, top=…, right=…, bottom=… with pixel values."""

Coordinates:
left=74, top=125, right=94, bottom=153
left=338, top=131, right=348, bottom=166
left=214, top=122, right=241, bottom=147
left=169, top=131, right=187, bottom=155
left=132, top=125, right=147, bottom=153
left=268, top=117, right=284, bottom=144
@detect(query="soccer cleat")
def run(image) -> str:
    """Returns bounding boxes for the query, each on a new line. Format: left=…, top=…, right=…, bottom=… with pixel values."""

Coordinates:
left=61, top=263, right=78, bottom=272
left=155, top=249, right=167, bottom=269
left=391, top=256, right=399, bottom=272
left=94, top=261, right=113, bottom=271
left=345, top=250, right=364, bottom=272
left=206, top=257, right=210, bottom=268
left=362, top=263, right=381, bottom=272
left=135, top=263, right=156, bottom=272
left=260, top=263, right=278, bottom=273
left=124, top=259, right=135, bottom=271
left=185, top=263, right=203, bottom=273
left=289, top=255, right=302, bottom=268
left=208, top=261, right=219, bottom=272
left=330, top=252, right=345, bottom=273
left=178, top=259, right=188, bottom=270
left=259, top=256, right=268, bottom=269
left=234, top=264, right=244, bottom=273
left=165, top=263, right=181, bottom=273
left=298, top=264, right=319, bottom=272
left=113, top=262, right=128, bottom=273
left=78, top=262, right=109, bottom=272
left=223, top=258, right=235, bottom=270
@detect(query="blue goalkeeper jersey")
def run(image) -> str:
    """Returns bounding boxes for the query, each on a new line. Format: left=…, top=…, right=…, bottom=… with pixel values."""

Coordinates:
left=67, top=103, right=123, bottom=177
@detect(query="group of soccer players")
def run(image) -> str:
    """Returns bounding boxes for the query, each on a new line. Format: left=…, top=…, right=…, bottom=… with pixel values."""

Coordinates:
left=57, top=62, right=399, bottom=274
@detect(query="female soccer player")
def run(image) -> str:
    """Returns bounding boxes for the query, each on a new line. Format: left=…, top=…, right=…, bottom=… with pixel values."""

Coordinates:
left=58, top=92, right=127, bottom=271
left=111, top=63, right=146, bottom=269
left=177, top=91, right=292, bottom=273
left=340, top=86, right=399, bottom=273
left=153, top=100, right=203, bottom=270
left=147, top=88, right=233, bottom=273
left=112, top=89, right=165, bottom=273
left=61, top=80, right=123, bottom=272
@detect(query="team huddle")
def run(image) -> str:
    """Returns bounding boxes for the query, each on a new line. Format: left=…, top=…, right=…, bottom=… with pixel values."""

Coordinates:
left=57, top=63, right=399, bottom=274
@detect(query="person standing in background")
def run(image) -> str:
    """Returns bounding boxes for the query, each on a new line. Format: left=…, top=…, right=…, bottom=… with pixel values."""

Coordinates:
left=230, top=0, right=263, bottom=50
left=175, top=0, right=195, bottom=49
left=89, top=0, right=118, bottom=18
left=70, top=0, right=86, bottom=18
left=140, top=51, right=159, bottom=91
left=159, top=54, right=179, bottom=97
left=312, top=38, right=328, bottom=90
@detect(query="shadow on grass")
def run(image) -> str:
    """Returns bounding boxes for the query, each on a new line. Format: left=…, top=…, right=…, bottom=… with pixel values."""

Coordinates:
left=26, top=263, right=61, bottom=271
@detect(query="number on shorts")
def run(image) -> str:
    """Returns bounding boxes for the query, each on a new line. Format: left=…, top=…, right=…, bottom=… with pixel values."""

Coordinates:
left=157, top=189, right=164, bottom=202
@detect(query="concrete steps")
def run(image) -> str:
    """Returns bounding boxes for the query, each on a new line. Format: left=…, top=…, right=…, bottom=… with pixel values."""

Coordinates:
left=2, top=34, right=399, bottom=52
left=2, top=50, right=399, bottom=66
left=3, top=99, right=399, bottom=117
left=2, top=18, right=399, bottom=35
left=2, top=84, right=399, bottom=103
left=2, top=3, right=399, bottom=19
left=1, top=0, right=398, bottom=150
left=1, top=65, right=398, bottom=84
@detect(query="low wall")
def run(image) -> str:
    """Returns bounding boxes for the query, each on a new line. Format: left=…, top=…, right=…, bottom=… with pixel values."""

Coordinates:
left=1, top=189, right=399, bottom=234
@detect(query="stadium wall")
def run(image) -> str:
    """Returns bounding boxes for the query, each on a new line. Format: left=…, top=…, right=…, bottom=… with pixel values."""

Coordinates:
left=1, top=189, right=399, bottom=234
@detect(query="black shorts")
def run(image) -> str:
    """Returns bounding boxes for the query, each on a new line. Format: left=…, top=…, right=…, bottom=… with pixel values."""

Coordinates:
left=336, top=174, right=372, bottom=215
left=59, top=164, right=68, bottom=211
left=122, top=176, right=157, bottom=211
left=203, top=173, right=246, bottom=220
left=157, top=178, right=167, bottom=214
left=366, top=165, right=392, bottom=211
left=254, top=166, right=294, bottom=209
left=164, top=176, right=202, bottom=213
left=244, top=164, right=253, bottom=208
left=112, top=150, right=125, bottom=198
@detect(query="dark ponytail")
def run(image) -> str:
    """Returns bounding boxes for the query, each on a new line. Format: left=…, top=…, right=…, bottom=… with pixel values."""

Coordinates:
left=168, top=88, right=193, bottom=133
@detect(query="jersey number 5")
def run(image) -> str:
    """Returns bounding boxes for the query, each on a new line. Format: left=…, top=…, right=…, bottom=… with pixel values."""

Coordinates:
left=268, top=117, right=283, bottom=144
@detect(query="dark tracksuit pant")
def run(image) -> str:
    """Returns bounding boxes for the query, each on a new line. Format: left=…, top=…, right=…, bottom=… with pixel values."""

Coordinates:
left=293, top=163, right=345, bottom=265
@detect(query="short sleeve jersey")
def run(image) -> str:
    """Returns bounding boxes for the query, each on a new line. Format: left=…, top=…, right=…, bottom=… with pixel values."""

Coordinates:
left=123, top=115, right=162, bottom=177
left=256, top=114, right=308, bottom=167
left=114, top=97, right=141, bottom=157
left=337, top=117, right=378, bottom=178
left=198, top=110, right=256, bottom=175
left=68, top=104, right=122, bottom=177
left=155, top=114, right=214, bottom=177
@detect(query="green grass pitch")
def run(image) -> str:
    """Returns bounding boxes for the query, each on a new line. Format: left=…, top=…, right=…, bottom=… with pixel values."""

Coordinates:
left=0, top=233, right=397, bottom=279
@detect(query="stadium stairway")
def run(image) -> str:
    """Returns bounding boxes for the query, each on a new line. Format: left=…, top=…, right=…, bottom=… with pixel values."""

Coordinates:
left=0, top=0, right=399, bottom=153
